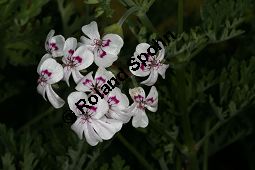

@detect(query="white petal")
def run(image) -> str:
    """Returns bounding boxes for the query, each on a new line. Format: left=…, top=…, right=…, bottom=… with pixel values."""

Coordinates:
left=100, top=116, right=123, bottom=132
left=37, top=84, right=46, bottom=100
left=71, top=117, right=85, bottom=139
left=63, top=37, right=77, bottom=59
left=94, top=50, right=118, bottom=68
left=156, top=43, right=165, bottom=61
left=129, top=87, right=146, bottom=102
left=109, top=88, right=129, bottom=107
left=39, top=58, right=64, bottom=84
left=132, top=108, right=149, bottom=128
left=67, top=91, right=88, bottom=115
left=63, top=67, right=72, bottom=86
left=95, top=67, right=115, bottom=83
left=91, top=98, right=109, bottom=119
left=45, top=85, right=65, bottom=108
left=80, top=36, right=93, bottom=46
left=50, top=35, right=65, bottom=57
left=91, top=118, right=121, bottom=140
left=141, top=70, right=159, bottom=86
left=71, top=69, right=84, bottom=84
left=145, top=86, right=158, bottom=112
left=75, top=71, right=95, bottom=92
left=37, top=53, right=51, bottom=74
left=107, top=109, right=132, bottom=123
left=101, top=34, right=123, bottom=55
left=72, top=46, right=94, bottom=70
left=158, top=64, right=169, bottom=79
left=135, top=43, right=150, bottom=54
left=45, top=30, right=55, bottom=51
left=84, top=122, right=102, bottom=146
left=81, top=21, right=100, bottom=40
left=129, top=54, right=150, bottom=77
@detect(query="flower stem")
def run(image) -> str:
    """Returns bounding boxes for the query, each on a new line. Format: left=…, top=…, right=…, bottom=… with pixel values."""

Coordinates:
left=203, top=120, right=210, bottom=170
left=137, top=13, right=157, bottom=32
left=178, top=0, right=184, bottom=34
left=117, top=133, right=154, bottom=170
left=118, top=6, right=139, bottom=26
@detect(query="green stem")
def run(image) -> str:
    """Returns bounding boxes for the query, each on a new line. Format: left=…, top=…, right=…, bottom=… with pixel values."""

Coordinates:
left=203, top=120, right=210, bottom=170
left=117, top=134, right=154, bottom=170
left=131, top=75, right=138, bottom=87
left=177, top=0, right=198, bottom=169
left=178, top=0, right=183, bottom=34
left=56, top=0, right=67, bottom=34
left=138, top=13, right=157, bottom=32
left=118, top=6, right=139, bottom=26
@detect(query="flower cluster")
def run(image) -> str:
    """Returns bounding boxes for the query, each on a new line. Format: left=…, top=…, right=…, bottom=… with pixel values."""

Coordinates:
left=37, top=21, right=169, bottom=146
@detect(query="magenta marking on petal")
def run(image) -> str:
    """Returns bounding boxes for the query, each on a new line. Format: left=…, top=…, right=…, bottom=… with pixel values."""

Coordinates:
left=99, top=50, right=107, bottom=58
left=68, top=49, right=74, bottom=55
left=146, top=97, right=154, bottom=104
left=50, top=43, right=58, bottom=50
left=140, top=64, right=145, bottom=71
left=41, top=69, right=52, bottom=77
left=134, top=95, right=144, bottom=102
left=74, top=56, right=82, bottom=63
left=89, top=106, right=97, bottom=112
left=108, top=96, right=120, bottom=105
left=102, top=39, right=111, bottom=47
left=83, top=79, right=93, bottom=85
left=96, top=76, right=106, bottom=83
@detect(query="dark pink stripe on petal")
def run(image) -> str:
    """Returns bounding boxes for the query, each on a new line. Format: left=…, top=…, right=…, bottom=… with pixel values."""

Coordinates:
left=99, top=50, right=107, bottom=58
left=102, top=39, right=111, bottom=47
left=134, top=95, right=144, bottom=102
left=96, top=77, right=106, bottom=83
left=68, top=49, right=74, bottom=55
left=146, top=97, right=154, bottom=104
left=74, top=56, right=82, bottom=63
left=83, top=79, right=93, bottom=85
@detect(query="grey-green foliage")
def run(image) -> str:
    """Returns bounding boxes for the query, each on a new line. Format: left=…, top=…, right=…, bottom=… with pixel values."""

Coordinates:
left=0, top=0, right=50, bottom=68
left=201, top=0, right=249, bottom=43
left=99, top=155, right=130, bottom=170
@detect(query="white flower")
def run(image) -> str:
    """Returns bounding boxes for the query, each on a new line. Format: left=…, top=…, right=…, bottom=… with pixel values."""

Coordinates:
left=45, top=30, right=65, bottom=57
left=68, top=91, right=122, bottom=146
left=75, top=67, right=115, bottom=97
left=76, top=67, right=132, bottom=123
left=127, top=86, right=158, bottom=128
left=129, top=43, right=169, bottom=86
left=62, top=37, right=94, bottom=86
left=80, top=21, right=124, bottom=68
left=37, top=58, right=65, bottom=108
left=106, top=88, right=132, bottom=123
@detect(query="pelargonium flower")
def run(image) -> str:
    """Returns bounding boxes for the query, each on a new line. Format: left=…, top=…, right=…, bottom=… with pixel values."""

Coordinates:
left=37, top=58, right=65, bottom=108
left=127, top=86, right=158, bottom=128
left=129, top=43, right=169, bottom=86
left=80, top=21, right=124, bottom=68
left=68, top=91, right=122, bottom=146
left=45, top=30, right=65, bottom=57
left=75, top=67, right=115, bottom=97
left=76, top=67, right=132, bottom=123
left=62, top=37, right=94, bottom=86
left=105, top=88, right=132, bottom=123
